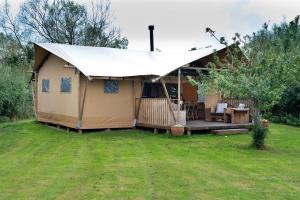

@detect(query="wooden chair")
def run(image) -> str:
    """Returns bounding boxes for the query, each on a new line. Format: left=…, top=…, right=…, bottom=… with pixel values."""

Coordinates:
left=184, top=102, right=194, bottom=120
left=205, top=108, right=225, bottom=122
left=205, top=103, right=228, bottom=122
left=224, top=108, right=233, bottom=123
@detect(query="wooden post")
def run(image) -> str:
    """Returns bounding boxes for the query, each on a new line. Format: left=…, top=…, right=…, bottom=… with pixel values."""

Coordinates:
left=161, top=78, right=176, bottom=123
left=30, top=80, right=37, bottom=118
left=177, top=69, right=181, bottom=124
left=135, top=80, right=145, bottom=119
left=187, top=130, right=191, bottom=136
left=77, top=78, right=88, bottom=129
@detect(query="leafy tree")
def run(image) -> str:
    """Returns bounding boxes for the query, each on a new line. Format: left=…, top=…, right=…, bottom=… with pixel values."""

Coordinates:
left=17, top=0, right=128, bottom=48
left=193, top=16, right=300, bottom=149
left=272, top=81, right=300, bottom=119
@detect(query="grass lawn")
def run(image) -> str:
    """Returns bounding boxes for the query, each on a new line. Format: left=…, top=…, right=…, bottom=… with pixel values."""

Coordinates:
left=0, top=120, right=300, bottom=199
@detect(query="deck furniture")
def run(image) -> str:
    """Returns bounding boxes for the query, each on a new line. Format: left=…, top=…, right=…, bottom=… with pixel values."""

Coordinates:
left=183, top=102, right=195, bottom=120
left=182, top=102, right=205, bottom=120
left=224, top=108, right=250, bottom=124
left=205, top=103, right=227, bottom=122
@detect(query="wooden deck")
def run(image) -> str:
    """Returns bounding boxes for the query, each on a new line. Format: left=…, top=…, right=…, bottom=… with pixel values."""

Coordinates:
left=137, top=120, right=252, bottom=134
left=185, top=120, right=252, bottom=131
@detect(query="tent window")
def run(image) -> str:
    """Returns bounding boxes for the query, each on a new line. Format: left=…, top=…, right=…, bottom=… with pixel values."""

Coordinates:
left=60, top=77, right=72, bottom=92
left=42, top=79, right=49, bottom=92
left=104, top=80, right=119, bottom=94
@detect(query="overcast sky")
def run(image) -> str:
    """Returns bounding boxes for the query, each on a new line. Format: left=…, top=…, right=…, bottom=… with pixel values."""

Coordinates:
left=1, top=0, right=300, bottom=51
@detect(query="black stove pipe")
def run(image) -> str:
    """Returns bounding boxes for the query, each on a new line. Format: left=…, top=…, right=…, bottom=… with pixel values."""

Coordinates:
left=148, top=25, right=155, bottom=51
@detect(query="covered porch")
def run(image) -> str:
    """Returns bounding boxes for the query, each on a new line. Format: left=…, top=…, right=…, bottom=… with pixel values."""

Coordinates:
left=134, top=49, right=253, bottom=134
left=135, top=97, right=252, bottom=134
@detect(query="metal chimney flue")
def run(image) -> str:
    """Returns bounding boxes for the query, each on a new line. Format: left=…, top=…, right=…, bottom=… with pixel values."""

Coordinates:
left=148, top=25, right=155, bottom=51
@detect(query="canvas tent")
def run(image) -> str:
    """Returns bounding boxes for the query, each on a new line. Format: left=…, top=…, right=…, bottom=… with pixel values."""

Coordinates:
left=32, top=43, right=226, bottom=130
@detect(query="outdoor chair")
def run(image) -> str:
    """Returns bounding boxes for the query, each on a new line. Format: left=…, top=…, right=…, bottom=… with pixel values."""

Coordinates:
left=205, top=103, right=227, bottom=122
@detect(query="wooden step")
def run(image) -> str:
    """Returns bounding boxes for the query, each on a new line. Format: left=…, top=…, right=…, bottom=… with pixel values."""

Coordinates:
left=210, top=128, right=248, bottom=135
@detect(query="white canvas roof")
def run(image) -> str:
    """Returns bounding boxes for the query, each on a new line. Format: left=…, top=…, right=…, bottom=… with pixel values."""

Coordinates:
left=34, top=43, right=222, bottom=78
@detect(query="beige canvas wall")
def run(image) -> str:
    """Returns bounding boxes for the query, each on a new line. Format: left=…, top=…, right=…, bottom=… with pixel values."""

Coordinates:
left=79, top=76, right=142, bottom=129
left=205, top=88, right=222, bottom=110
left=37, top=54, right=79, bottom=128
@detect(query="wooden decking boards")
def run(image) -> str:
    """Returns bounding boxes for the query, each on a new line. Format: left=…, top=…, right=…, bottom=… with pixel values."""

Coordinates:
left=210, top=129, right=249, bottom=135
left=137, top=120, right=252, bottom=135
left=185, top=120, right=252, bottom=131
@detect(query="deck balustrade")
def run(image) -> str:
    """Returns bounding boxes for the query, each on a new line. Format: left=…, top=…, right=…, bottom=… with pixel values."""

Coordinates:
left=136, top=98, right=175, bottom=127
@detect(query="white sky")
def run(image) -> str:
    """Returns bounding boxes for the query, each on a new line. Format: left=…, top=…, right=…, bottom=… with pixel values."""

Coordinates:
left=1, top=0, right=300, bottom=51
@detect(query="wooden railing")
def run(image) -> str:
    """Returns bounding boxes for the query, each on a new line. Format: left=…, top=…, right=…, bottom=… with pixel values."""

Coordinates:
left=223, top=98, right=253, bottom=111
left=136, top=98, right=175, bottom=127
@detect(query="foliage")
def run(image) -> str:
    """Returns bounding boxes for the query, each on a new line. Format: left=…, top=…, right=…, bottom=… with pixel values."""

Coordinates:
left=0, top=33, right=33, bottom=69
left=194, top=16, right=300, bottom=149
left=0, top=65, right=33, bottom=119
left=266, top=114, right=300, bottom=127
left=252, top=122, right=268, bottom=149
left=0, top=33, right=33, bottom=120
left=17, top=0, right=128, bottom=48
left=271, top=81, right=300, bottom=119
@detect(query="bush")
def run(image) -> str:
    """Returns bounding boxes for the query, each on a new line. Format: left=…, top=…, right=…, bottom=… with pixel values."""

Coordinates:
left=0, top=116, right=10, bottom=123
left=252, top=123, right=268, bottom=149
left=269, top=114, right=300, bottom=127
left=0, top=65, right=33, bottom=120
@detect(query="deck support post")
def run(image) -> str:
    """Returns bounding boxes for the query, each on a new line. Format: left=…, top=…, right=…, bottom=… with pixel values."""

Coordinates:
left=187, top=130, right=191, bottom=136
left=161, top=79, right=177, bottom=124
left=135, top=80, right=145, bottom=120
left=177, top=69, right=181, bottom=124
left=154, top=128, right=158, bottom=134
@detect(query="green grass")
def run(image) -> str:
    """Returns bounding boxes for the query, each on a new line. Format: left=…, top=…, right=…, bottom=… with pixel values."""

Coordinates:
left=0, top=120, right=300, bottom=199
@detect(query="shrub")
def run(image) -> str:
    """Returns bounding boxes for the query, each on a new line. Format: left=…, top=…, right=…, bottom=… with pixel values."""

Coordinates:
left=0, top=116, right=10, bottom=123
left=0, top=65, right=33, bottom=120
left=269, top=114, right=300, bottom=127
left=252, top=123, right=268, bottom=149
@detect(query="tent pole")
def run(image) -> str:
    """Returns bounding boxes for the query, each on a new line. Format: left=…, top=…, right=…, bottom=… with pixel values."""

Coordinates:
left=135, top=80, right=144, bottom=119
left=77, top=78, right=88, bottom=129
left=161, top=78, right=176, bottom=123
left=132, top=80, right=135, bottom=120
left=177, top=69, right=181, bottom=124
left=34, top=71, right=38, bottom=118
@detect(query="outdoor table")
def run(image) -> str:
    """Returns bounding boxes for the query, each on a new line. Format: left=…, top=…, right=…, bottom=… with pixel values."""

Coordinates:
left=230, top=108, right=250, bottom=124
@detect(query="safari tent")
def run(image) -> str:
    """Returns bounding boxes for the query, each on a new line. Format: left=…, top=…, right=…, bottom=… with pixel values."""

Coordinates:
left=31, top=43, right=252, bottom=133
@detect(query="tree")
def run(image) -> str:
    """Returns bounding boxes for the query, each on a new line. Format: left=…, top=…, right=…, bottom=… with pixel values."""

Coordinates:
left=17, top=0, right=128, bottom=48
left=192, top=16, right=300, bottom=149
